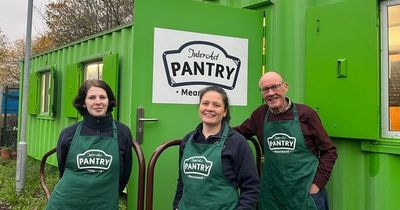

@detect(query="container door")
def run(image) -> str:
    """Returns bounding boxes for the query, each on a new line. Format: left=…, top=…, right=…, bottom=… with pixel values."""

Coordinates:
left=305, top=1, right=379, bottom=140
left=130, top=0, right=264, bottom=209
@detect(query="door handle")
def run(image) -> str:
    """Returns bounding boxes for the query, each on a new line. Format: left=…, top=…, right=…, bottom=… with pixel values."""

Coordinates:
left=139, top=118, right=159, bottom=122
left=136, top=106, right=159, bottom=144
left=337, top=58, right=347, bottom=78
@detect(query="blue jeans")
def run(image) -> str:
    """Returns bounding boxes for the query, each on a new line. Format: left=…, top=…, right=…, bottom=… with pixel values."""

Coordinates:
left=311, top=188, right=329, bottom=210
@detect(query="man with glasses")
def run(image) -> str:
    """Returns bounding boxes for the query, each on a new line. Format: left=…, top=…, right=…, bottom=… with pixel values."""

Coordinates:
left=235, top=71, right=337, bottom=210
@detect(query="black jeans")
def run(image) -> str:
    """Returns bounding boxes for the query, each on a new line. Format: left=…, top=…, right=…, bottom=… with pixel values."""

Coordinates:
left=311, top=188, right=329, bottom=210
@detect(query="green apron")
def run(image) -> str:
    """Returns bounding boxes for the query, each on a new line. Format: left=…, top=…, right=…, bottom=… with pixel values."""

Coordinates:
left=46, top=121, right=120, bottom=210
left=259, top=104, right=318, bottom=210
left=178, top=124, right=239, bottom=210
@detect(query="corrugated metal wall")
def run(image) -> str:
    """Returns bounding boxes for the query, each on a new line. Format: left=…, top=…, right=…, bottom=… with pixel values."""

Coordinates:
left=24, top=24, right=134, bottom=164
left=329, top=139, right=400, bottom=210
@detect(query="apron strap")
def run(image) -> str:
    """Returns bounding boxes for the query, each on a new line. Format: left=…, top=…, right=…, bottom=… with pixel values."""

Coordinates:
left=216, top=123, right=229, bottom=146
left=112, top=121, right=118, bottom=139
left=74, top=122, right=83, bottom=138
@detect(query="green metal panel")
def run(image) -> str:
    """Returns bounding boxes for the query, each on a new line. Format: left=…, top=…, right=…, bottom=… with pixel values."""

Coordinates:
left=196, top=0, right=272, bottom=8
left=260, top=1, right=400, bottom=209
left=328, top=139, right=400, bottom=210
left=305, top=1, right=379, bottom=140
left=64, top=63, right=80, bottom=118
left=20, top=25, right=134, bottom=161
left=262, top=0, right=311, bottom=102
left=49, top=66, right=56, bottom=117
left=28, top=72, right=39, bottom=115
left=102, top=53, right=119, bottom=119
left=130, top=0, right=263, bottom=209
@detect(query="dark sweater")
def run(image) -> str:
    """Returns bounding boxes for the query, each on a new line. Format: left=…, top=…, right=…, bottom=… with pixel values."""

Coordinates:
left=56, top=113, right=133, bottom=194
left=234, top=103, right=337, bottom=189
left=173, top=122, right=260, bottom=210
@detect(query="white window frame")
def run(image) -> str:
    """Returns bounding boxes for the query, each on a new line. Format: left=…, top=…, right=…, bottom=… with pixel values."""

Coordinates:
left=381, top=0, right=400, bottom=138
left=84, top=61, right=103, bottom=80
left=39, top=71, right=51, bottom=115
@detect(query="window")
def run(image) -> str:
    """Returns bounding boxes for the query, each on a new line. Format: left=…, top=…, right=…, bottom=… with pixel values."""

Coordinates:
left=28, top=66, right=56, bottom=117
left=40, top=72, right=51, bottom=114
left=381, top=0, right=400, bottom=138
left=64, top=53, right=119, bottom=118
left=84, top=61, right=103, bottom=80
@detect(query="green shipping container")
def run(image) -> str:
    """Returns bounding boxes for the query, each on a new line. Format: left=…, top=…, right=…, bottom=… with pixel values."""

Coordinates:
left=19, top=0, right=400, bottom=209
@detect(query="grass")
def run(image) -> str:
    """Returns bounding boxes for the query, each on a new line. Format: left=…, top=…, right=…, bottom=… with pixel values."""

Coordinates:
left=0, top=157, right=58, bottom=209
left=0, top=156, right=127, bottom=209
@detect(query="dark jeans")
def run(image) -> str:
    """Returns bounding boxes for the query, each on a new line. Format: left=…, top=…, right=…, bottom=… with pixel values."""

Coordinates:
left=311, top=188, right=329, bottom=210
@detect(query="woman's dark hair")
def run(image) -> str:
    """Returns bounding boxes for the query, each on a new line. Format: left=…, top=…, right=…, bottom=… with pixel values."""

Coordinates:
left=199, top=86, right=231, bottom=123
left=73, top=79, right=117, bottom=115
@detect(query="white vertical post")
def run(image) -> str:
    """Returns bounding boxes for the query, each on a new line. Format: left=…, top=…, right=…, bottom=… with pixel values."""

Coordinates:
left=16, top=0, right=33, bottom=192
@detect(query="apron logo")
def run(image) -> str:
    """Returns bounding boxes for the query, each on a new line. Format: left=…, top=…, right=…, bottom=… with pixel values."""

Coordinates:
left=267, top=133, right=296, bottom=153
left=76, top=149, right=112, bottom=172
left=183, top=156, right=213, bottom=179
left=162, top=41, right=241, bottom=90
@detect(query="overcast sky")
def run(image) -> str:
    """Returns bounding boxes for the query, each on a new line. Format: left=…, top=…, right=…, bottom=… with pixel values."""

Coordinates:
left=0, top=0, right=49, bottom=42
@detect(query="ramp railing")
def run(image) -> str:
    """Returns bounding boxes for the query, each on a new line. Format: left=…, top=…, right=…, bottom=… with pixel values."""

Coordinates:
left=145, top=139, right=181, bottom=210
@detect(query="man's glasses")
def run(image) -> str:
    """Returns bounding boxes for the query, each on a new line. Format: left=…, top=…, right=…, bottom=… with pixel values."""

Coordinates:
left=260, top=83, right=283, bottom=93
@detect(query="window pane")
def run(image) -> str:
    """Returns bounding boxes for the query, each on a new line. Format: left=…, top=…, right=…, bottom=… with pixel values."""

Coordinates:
left=99, top=63, right=103, bottom=80
left=388, top=4, right=400, bottom=131
left=84, top=62, right=103, bottom=80
left=40, top=72, right=50, bottom=113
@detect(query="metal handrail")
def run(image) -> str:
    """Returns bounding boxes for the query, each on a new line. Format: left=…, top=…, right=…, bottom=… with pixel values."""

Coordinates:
left=145, top=137, right=262, bottom=210
left=39, top=147, right=57, bottom=200
left=145, top=139, right=181, bottom=210
left=39, top=140, right=146, bottom=210
left=133, top=140, right=146, bottom=210
left=247, top=137, right=263, bottom=177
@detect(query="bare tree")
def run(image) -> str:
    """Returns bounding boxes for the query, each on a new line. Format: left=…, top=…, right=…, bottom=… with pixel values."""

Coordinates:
left=0, top=28, right=56, bottom=87
left=0, top=29, right=20, bottom=87
left=31, top=34, right=57, bottom=55
left=45, top=0, right=133, bottom=46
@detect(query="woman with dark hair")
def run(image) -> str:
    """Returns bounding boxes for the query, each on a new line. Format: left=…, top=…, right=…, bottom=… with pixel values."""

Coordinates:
left=46, top=80, right=133, bottom=210
left=172, top=86, right=260, bottom=210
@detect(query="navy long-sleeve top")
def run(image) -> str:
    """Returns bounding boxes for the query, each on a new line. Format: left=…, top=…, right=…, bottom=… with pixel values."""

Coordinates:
left=173, top=122, right=260, bottom=210
left=56, top=113, right=133, bottom=194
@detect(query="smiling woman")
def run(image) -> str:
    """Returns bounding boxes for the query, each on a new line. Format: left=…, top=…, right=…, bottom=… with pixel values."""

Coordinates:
left=172, top=86, right=260, bottom=210
left=83, top=86, right=109, bottom=117
left=45, top=80, right=133, bottom=210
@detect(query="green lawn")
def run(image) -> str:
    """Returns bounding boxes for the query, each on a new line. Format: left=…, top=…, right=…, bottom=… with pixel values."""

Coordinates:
left=0, top=157, right=58, bottom=210
left=0, top=156, right=127, bottom=209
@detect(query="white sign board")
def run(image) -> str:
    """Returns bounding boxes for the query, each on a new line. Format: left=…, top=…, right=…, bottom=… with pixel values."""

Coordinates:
left=152, top=27, right=248, bottom=105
